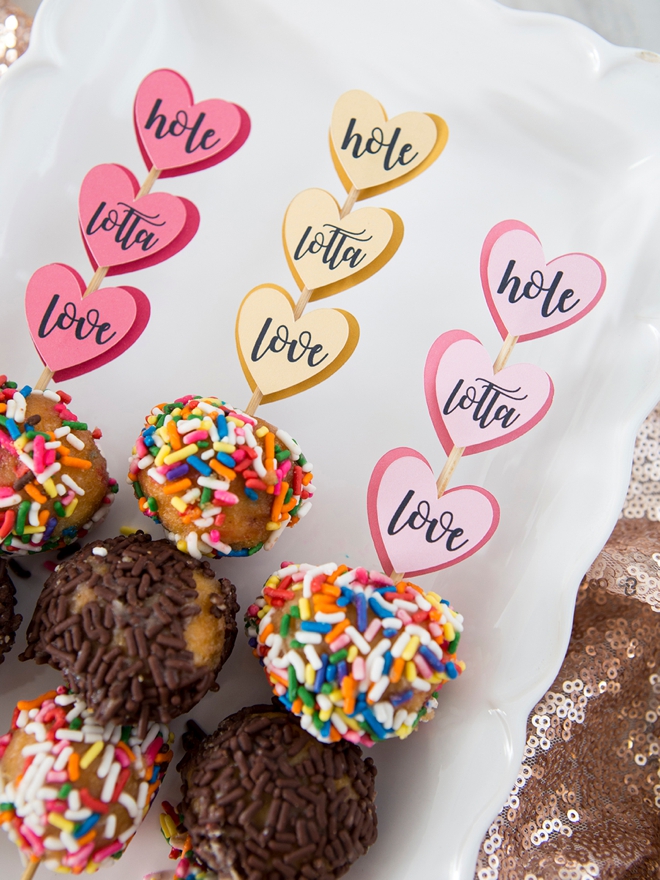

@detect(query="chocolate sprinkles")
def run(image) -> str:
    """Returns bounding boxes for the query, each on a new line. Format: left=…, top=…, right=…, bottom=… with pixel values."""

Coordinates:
left=178, top=705, right=378, bottom=880
left=20, top=532, right=238, bottom=732
left=0, top=560, right=21, bottom=664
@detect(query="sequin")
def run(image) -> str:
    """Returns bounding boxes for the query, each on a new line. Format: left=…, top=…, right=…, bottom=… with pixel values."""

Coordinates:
left=475, top=447, right=660, bottom=880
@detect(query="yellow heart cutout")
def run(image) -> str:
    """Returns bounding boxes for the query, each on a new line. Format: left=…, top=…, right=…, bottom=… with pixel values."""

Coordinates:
left=235, top=284, right=360, bottom=403
left=283, top=188, right=404, bottom=301
left=330, top=89, right=448, bottom=200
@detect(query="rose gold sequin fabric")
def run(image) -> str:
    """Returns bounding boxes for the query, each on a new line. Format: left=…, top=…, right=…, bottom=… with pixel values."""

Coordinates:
left=476, top=404, right=660, bottom=880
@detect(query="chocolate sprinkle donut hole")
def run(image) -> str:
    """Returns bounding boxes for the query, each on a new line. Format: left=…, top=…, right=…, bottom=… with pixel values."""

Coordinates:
left=20, top=532, right=238, bottom=733
left=0, top=560, right=21, bottom=663
left=178, top=705, right=378, bottom=880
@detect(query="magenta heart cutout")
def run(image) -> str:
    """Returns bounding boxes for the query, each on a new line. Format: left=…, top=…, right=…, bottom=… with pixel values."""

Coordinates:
left=78, top=163, right=199, bottom=274
left=480, top=220, right=606, bottom=342
left=133, top=68, right=250, bottom=177
left=424, top=329, right=554, bottom=456
left=367, top=447, right=499, bottom=577
left=25, top=263, right=150, bottom=381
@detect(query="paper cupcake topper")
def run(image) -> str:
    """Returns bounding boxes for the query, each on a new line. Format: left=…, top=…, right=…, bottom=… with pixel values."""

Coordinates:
left=283, top=188, right=403, bottom=300
left=25, top=264, right=150, bottom=382
left=368, top=448, right=499, bottom=577
left=425, top=330, right=554, bottom=456
left=27, top=67, right=249, bottom=394
left=481, top=220, right=606, bottom=343
left=236, top=285, right=359, bottom=403
left=241, top=89, right=448, bottom=416
left=330, top=90, right=448, bottom=199
left=78, top=164, right=199, bottom=274
left=133, top=68, right=251, bottom=178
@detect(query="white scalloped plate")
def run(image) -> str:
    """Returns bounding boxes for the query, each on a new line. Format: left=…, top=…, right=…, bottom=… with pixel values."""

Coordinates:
left=1, top=1, right=660, bottom=878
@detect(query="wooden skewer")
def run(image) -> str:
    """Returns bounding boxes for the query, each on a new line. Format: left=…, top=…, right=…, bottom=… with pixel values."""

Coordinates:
left=435, top=444, right=466, bottom=498
left=390, top=570, right=404, bottom=585
left=340, top=185, right=359, bottom=219
left=292, top=186, right=360, bottom=322
left=434, top=333, right=520, bottom=498
left=246, top=186, right=362, bottom=414
left=493, top=332, right=518, bottom=374
left=32, top=167, right=161, bottom=393
left=33, top=267, right=109, bottom=391
left=244, top=386, right=263, bottom=416
left=20, top=856, right=40, bottom=880
left=137, top=165, right=161, bottom=198
left=34, top=367, right=53, bottom=391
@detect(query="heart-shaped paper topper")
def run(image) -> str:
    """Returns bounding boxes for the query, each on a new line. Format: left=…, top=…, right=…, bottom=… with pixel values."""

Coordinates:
left=283, top=188, right=404, bottom=300
left=133, top=68, right=251, bottom=178
left=78, top=163, right=200, bottom=274
left=481, top=220, right=606, bottom=343
left=235, top=284, right=359, bottom=404
left=424, top=330, right=554, bottom=456
left=25, top=263, right=150, bottom=382
left=368, top=447, right=499, bottom=577
left=329, top=90, right=448, bottom=200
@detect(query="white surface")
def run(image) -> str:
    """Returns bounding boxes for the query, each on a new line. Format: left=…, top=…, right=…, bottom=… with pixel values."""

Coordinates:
left=1, top=1, right=660, bottom=878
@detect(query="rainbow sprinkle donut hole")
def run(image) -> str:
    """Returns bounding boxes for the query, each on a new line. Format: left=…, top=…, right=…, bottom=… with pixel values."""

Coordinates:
left=246, top=562, right=465, bottom=745
left=0, top=688, right=173, bottom=873
left=128, top=396, right=314, bottom=560
left=0, top=377, right=116, bottom=556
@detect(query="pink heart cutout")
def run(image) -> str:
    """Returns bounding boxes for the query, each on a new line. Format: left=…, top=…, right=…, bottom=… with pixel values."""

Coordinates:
left=481, top=220, right=606, bottom=342
left=25, top=263, right=151, bottom=381
left=424, top=330, right=554, bottom=456
left=78, top=163, right=199, bottom=273
left=133, top=68, right=250, bottom=177
left=367, top=447, right=499, bottom=577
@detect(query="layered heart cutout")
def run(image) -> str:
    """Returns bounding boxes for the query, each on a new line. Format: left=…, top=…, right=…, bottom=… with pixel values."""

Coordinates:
left=283, top=188, right=403, bottom=300
left=481, top=220, right=606, bottom=342
left=368, top=448, right=499, bottom=577
left=330, top=89, right=448, bottom=199
left=235, top=284, right=359, bottom=403
left=424, top=330, right=554, bottom=456
left=133, top=68, right=250, bottom=178
left=25, top=263, right=150, bottom=381
left=79, top=163, right=199, bottom=274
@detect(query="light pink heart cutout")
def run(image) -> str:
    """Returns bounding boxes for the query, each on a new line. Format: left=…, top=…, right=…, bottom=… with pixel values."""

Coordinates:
left=481, top=220, right=606, bottom=342
left=78, top=163, right=199, bottom=274
left=133, top=68, right=250, bottom=178
left=25, top=263, right=151, bottom=381
left=424, top=330, right=554, bottom=456
left=367, top=447, right=499, bottom=577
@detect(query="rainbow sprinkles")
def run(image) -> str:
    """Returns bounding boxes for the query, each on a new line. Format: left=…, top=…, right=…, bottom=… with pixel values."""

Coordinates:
left=128, top=395, right=314, bottom=559
left=0, top=688, right=173, bottom=873
left=246, top=562, right=464, bottom=745
left=0, top=377, right=116, bottom=556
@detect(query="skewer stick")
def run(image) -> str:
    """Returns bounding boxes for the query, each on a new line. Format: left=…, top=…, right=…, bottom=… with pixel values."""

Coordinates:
left=33, top=268, right=108, bottom=391
left=340, top=185, right=359, bottom=219
left=244, top=387, right=263, bottom=416
left=247, top=186, right=362, bottom=413
left=293, top=186, right=360, bottom=321
left=436, top=444, right=466, bottom=498
left=83, top=265, right=109, bottom=298
left=293, top=286, right=312, bottom=321
left=34, top=367, right=53, bottom=391
left=493, top=333, right=518, bottom=374
left=390, top=570, right=404, bottom=585
left=20, top=857, right=40, bottom=880
left=434, top=333, right=519, bottom=498
left=32, top=166, right=161, bottom=392
left=137, top=166, right=161, bottom=198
